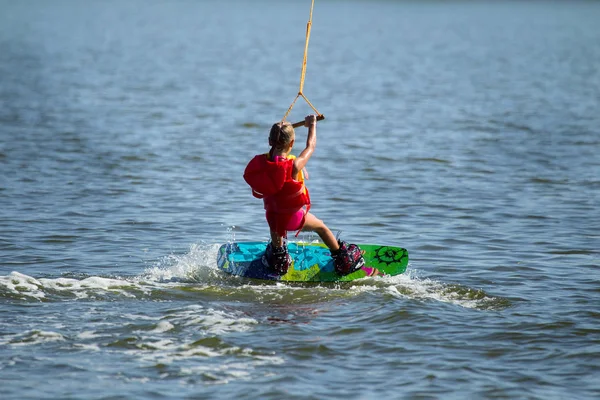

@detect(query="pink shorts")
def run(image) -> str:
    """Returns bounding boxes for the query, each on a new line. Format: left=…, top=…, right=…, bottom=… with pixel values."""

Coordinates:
left=266, top=209, right=307, bottom=237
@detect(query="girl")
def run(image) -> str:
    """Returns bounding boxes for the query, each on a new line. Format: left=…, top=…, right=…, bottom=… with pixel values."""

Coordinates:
left=243, top=115, right=364, bottom=275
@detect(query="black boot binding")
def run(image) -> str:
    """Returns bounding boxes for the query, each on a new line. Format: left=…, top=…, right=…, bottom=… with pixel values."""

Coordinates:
left=263, top=242, right=291, bottom=275
left=332, top=240, right=364, bottom=275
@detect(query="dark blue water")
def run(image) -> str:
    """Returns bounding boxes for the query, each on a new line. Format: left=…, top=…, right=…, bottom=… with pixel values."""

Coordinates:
left=1, top=1, right=599, bottom=399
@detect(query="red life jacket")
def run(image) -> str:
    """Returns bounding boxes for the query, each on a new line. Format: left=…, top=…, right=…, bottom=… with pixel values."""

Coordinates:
left=243, top=154, right=311, bottom=213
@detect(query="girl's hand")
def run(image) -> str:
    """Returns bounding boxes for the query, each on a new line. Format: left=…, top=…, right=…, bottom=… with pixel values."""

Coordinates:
left=304, top=114, right=317, bottom=127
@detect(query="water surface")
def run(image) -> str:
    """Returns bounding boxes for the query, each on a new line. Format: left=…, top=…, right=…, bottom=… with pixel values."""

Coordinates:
left=1, top=1, right=599, bottom=399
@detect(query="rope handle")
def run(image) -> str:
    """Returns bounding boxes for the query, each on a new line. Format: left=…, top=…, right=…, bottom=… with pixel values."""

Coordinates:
left=291, top=114, right=325, bottom=128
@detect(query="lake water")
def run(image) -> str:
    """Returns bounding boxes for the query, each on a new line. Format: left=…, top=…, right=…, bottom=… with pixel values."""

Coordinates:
left=1, top=0, right=599, bottom=399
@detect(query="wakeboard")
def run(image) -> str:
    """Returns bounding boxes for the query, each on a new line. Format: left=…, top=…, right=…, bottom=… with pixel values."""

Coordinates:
left=217, top=242, right=408, bottom=282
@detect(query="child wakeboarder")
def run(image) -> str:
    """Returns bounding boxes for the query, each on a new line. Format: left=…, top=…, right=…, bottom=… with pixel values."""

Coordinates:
left=243, top=114, right=364, bottom=275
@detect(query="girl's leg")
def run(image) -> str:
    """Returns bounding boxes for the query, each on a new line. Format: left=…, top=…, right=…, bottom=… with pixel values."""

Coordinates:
left=270, top=230, right=285, bottom=248
left=301, top=213, right=340, bottom=251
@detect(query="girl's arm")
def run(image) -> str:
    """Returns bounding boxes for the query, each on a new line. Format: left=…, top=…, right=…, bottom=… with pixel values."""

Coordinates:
left=293, top=115, right=317, bottom=177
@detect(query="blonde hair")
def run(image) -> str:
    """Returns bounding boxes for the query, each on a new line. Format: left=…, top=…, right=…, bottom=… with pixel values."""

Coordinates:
left=269, top=122, right=295, bottom=151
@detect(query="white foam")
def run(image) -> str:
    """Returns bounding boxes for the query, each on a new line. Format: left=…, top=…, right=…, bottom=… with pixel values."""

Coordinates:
left=46, top=275, right=145, bottom=298
left=367, top=268, right=499, bottom=309
left=121, top=376, right=151, bottom=384
left=0, top=271, right=46, bottom=299
left=6, top=330, right=66, bottom=346
left=150, top=321, right=174, bottom=333
left=177, top=350, right=285, bottom=383
left=122, top=313, right=161, bottom=321
left=0, top=271, right=154, bottom=300
left=143, top=339, right=175, bottom=350
left=169, top=305, right=258, bottom=335
left=77, top=330, right=103, bottom=339
left=73, top=343, right=101, bottom=351
left=0, top=243, right=222, bottom=301
left=176, top=359, right=271, bottom=385
left=128, top=339, right=236, bottom=369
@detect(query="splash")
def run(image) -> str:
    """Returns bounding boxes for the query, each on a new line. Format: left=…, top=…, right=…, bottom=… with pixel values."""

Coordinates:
left=0, top=243, right=509, bottom=310
left=141, top=242, right=221, bottom=283
left=0, top=243, right=224, bottom=301
left=348, top=268, right=511, bottom=310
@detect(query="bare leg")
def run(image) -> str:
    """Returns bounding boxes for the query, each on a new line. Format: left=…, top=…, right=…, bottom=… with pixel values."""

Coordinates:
left=270, top=230, right=285, bottom=248
left=301, top=213, right=340, bottom=251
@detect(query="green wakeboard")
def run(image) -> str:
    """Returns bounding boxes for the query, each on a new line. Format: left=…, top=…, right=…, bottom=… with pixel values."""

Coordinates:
left=217, top=242, right=408, bottom=282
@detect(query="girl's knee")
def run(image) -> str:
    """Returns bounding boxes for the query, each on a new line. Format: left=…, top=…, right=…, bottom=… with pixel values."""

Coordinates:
left=313, top=221, right=327, bottom=234
left=312, top=217, right=324, bottom=228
